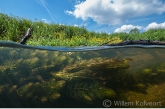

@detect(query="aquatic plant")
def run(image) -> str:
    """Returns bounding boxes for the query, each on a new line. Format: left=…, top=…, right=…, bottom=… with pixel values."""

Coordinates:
left=137, top=62, right=165, bottom=84
left=58, top=57, right=132, bottom=74
left=67, top=82, right=116, bottom=104
left=16, top=79, right=65, bottom=102
left=1, top=45, right=165, bottom=107
left=51, top=53, right=133, bottom=104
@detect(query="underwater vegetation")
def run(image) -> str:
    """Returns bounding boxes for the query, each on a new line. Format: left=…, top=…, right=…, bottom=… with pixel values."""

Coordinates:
left=0, top=47, right=165, bottom=107
left=66, top=82, right=116, bottom=105
left=16, top=79, right=65, bottom=103
left=51, top=54, right=132, bottom=105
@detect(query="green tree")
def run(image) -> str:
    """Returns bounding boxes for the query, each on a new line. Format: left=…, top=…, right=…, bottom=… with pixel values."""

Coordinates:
left=129, top=28, right=140, bottom=34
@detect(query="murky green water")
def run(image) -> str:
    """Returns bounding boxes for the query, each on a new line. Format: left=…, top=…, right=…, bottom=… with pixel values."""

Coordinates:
left=0, top=42, right=165, bottom=107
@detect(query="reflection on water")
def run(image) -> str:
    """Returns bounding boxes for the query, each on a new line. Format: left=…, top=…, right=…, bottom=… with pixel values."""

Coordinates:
left=0, top=45, right=165, bottom=107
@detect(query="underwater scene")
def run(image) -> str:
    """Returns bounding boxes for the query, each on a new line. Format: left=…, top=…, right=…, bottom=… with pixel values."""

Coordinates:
left=0, top=42, right=165, bottom=108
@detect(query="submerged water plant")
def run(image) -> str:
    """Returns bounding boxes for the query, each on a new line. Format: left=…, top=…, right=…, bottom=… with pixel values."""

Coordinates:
left=67, top=82, right=116, bottom=104
left=1, top=45, right=165, bottom=107
left=16, top=79, right=65, bottom=102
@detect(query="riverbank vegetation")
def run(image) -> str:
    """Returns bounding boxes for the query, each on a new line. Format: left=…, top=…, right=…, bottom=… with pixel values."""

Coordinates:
left=0, top=13, right=165, bottom=46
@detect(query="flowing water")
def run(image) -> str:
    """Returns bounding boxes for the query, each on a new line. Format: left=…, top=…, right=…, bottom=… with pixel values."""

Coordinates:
left=0, top=41, right=165, bottom=108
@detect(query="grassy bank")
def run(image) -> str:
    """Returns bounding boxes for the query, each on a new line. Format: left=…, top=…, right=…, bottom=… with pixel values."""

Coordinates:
left=0, top=13, right=165, bottom=46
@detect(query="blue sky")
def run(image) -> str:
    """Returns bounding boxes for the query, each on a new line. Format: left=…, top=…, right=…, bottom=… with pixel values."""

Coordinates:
left=1, top=0, right=165, bottom=33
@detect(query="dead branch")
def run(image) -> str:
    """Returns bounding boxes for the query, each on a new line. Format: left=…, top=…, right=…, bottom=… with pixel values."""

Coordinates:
left=19, top=28, right=31, bottom=44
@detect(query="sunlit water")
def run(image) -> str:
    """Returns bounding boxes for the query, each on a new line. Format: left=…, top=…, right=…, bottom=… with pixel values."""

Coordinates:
left=0, top=41, right=165, bottom=108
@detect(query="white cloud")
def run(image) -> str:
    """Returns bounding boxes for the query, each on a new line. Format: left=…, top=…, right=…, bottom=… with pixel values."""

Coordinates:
left=65, top=10, right=73, bottom=15
left=41, top=19, right=51, bottom=24
left=58, top=23, right=64, bottom=26
left=66, top=0, right=165, bottom=25
left=114, top=25, right=142, bottom=33
left=144, top=22, right=165, bottom=30
left=74, top=24, right=78, bottom=27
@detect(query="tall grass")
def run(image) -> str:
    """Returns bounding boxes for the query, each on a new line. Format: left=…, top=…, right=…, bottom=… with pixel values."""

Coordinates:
left=0, top=13, right=165, bottom=46
left=0, top=13, right=122, bottom=46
